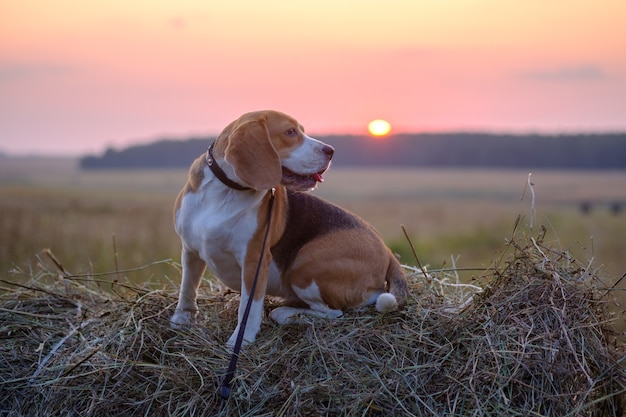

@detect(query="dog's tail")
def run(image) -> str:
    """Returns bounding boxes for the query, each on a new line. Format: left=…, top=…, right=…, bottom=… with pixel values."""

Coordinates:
left=375, top=255, right=410, bottom=313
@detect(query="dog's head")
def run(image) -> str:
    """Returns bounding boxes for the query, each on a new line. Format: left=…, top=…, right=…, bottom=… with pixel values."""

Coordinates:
left=215, top=110, right=334, bottom=191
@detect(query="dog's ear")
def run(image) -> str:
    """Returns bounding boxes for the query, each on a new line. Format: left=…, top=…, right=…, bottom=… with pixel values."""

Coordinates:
left=224, top=115, right=282, bottom=190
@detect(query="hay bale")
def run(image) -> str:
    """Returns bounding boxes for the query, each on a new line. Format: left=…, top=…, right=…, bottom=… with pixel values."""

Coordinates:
left=1, top=233, right=624, bottom=416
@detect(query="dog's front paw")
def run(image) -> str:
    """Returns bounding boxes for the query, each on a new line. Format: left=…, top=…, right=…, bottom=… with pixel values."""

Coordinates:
left=170, top=309, right=196, bottom=329
left=226, top=326, right=257, bottom=350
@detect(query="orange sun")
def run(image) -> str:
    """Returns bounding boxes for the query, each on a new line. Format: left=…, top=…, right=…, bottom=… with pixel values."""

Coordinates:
left=368, top=119, right=392, bottom=137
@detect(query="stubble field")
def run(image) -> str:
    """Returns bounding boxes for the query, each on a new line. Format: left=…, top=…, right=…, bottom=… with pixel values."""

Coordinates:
left=1, top=156, right=625, bottom=292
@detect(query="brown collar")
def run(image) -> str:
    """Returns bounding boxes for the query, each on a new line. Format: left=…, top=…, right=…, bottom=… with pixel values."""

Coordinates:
left=205, top=144, right=252, bottom=191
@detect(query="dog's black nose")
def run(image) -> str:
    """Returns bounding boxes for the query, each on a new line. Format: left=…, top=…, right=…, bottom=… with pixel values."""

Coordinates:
left=322, top=145, right=335, bottom=158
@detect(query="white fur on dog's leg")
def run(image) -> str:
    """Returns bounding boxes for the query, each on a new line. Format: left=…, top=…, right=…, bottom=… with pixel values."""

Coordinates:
left=375, top=293, right=398, bottom=313
left=226, top=294, right=265, bottom=349
left=226, top=323, right=259, bottom=349
left=170, top=309, right=196, bottom=329
left=226, top=326, right=249, bottom=349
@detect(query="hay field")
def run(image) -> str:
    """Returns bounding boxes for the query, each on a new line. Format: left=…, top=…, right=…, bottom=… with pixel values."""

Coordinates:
left=1, top=157, right=625, bottom=415
left=1, top=157, right=625, bottom=282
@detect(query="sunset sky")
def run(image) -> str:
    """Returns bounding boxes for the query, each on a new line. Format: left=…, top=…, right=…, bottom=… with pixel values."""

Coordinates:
left=1, top=0, right=625, bottom=155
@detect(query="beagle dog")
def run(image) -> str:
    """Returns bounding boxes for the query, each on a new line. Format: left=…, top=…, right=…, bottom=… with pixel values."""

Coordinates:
left=170, top=110, right=409, bottom=347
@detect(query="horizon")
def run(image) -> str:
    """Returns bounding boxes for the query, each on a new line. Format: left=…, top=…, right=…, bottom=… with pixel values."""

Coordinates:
left=2, top=1, right=626, bottom=156
left=4, top=129, right=626, bottom=159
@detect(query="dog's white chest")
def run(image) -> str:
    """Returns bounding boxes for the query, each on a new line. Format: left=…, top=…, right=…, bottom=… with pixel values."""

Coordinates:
left=175, top=183, right=261, bottom=289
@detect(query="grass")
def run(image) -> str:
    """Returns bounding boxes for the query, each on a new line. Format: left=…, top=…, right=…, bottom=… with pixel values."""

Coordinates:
left=2, top=159, right=625, bottom=281
left=0, top=184, right=180, bottom=280
left=1, top=160, right=625, bottom=335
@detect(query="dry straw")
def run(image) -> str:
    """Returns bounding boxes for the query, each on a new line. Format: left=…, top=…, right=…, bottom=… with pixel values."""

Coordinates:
left=1, top=224, right=624, bottom=416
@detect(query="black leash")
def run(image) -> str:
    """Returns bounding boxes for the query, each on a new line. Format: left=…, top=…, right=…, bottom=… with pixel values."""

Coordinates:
left=219, top=189, right=276, bottom=399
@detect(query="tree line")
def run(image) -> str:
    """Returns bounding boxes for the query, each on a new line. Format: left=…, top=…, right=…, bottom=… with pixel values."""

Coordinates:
left=80, top=133, right=626, bottom=170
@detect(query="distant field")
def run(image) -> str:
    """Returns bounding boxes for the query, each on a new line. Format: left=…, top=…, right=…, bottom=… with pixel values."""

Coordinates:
left=1, top=157, right=625, bottom=291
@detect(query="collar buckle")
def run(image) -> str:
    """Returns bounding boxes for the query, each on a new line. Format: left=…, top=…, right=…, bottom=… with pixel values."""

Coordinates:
left=205, top=144, right=253, bottom=191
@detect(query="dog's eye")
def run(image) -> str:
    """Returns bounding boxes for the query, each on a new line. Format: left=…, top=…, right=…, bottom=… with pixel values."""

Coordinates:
left=285, top=128, right=297, bottom=137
